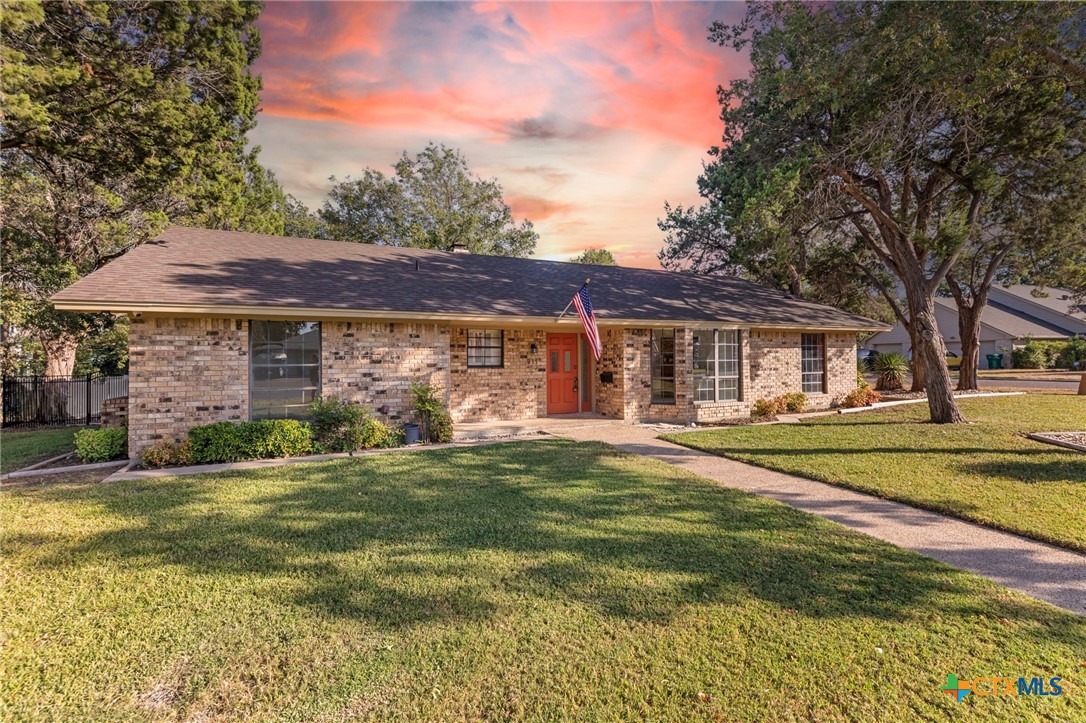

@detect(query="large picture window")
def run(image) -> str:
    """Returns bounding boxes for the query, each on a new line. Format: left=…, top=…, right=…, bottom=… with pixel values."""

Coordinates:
left=650, top=329, right=676, bottom=404
left=801, top=333, right=826, bottom=394
left=693, top=329, right=741, bottom=403
left=467, top=329, right=503, bottom=367
left=250, top=320, right=321, bottom=420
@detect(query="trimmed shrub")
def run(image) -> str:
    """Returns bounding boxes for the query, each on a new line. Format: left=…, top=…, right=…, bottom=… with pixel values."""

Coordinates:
left=874, top=352, right=910, bottom=391
left=141, top=439, right=193, bottom=468
left=779, top=392, right=808, bottom=414
left=241, top=419, right=313, bottom=458
left=411, top=382, right=454, bottom=443
left=188, top=419, right=313, bottom=464
left=751, top=397, right=782, bottom=420
left=74, top=427, right=128, bottom=463
left=840, top=387, right=881, bottom=409
left=188, top=422, right=247, bottom=464
left=310, top=397, right=391, bottom=453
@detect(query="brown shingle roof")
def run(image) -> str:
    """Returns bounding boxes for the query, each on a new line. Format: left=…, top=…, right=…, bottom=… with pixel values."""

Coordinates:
left=52, top=227, right=888, bottom=330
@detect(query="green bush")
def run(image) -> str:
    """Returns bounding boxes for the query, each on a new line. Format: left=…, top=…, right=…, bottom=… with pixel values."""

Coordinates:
left=1056, top=336, right=1086, bottom=369
left=874, top=352, right=910, bottom=391
left=187, top=422, right=247, bottom=464
left=242, top=419, right=313, bottom=458
left=1011, top=338, right=1058, bottom=369
left=74, top=427, right=128, bottom=463
left=410, top=382, right=454, bottom=443
left=188, top=419, right=313, bottom=464
left=310, top=397, right=391, bottom=453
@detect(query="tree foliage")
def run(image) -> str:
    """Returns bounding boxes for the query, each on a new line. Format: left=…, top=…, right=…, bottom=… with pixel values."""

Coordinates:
left=570, top=248, right=617, bottom=266
left=674, top=1, right=1086, bottom=422
left=320, top=143, right=538, bottom=256
left=1, top=0, right=266, bottom=375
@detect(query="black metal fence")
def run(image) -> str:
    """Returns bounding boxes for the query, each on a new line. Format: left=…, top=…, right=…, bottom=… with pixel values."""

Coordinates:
left=1, top=374, right=128, bottom=428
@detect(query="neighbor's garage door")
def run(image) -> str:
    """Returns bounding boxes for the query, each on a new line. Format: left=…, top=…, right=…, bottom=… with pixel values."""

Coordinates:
left=874, top=343, right=904, bottom=355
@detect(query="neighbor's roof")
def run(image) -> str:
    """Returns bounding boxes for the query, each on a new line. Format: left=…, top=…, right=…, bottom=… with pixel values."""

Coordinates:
left=990, top=284, right=1086, bottom=324
left=934, top=297, right=1083, bottom=339
left=52, top=227, right=888, bottom=330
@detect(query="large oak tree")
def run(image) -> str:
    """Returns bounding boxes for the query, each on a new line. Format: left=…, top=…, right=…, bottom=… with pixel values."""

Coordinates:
left=669, top=1, right=1086, bottom=422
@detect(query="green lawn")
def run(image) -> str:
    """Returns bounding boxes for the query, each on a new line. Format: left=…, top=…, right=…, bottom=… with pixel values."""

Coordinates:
left=664, top=394, right=1086, bottom=552
left=2, top=441, right=1083, bottom=720
left=0, top=427, right=83, bottom=473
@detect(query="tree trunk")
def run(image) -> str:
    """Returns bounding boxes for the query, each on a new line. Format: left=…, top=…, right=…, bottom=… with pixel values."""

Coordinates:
left=907, top=323, right=927, bottom=392
left=39, top=334, right=79, bottom=421
left=42, top=335, right=78, bottom=377
left=956, top=303, right=982, bottom=391
left=904, top=291, right=966, bottom=424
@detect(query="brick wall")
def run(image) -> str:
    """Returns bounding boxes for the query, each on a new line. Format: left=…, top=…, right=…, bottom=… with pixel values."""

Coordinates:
left=127, top=316, right=858, bottom=454
left=100, top=396, right=128, bottom=428
left=322, top=321, right=448, bottom=423
left=448, top=327, right=547, bottom=422
left=596, top=326, right=856, bottom=423
left=748, top=329, right=855, bottom=406
left=128, top=317, right=249, bottom=455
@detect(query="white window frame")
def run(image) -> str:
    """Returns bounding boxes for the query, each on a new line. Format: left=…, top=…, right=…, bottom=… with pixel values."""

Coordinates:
left=693, top=328, right=741, bottom=403
left=801, top=333, right=826, bottom=394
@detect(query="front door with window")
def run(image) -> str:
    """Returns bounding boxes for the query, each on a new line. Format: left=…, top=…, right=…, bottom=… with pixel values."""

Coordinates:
left=546, top=333, right=579, bottom=414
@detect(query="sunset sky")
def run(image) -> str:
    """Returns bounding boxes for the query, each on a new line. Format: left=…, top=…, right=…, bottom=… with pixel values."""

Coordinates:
left=250, top=1, right=750, bottom=268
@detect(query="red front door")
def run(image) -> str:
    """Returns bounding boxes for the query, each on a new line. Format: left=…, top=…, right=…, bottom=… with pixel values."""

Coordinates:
left=547, top=333, right=579, bottom=414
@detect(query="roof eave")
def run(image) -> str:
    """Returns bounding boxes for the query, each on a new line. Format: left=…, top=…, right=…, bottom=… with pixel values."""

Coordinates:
left=52, top=298, right=889, bottom=332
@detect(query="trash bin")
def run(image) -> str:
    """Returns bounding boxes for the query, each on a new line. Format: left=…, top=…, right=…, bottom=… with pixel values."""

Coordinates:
left=986, top=353, right=1003, bottom=370
left=403, top=423, right=421, bottom=445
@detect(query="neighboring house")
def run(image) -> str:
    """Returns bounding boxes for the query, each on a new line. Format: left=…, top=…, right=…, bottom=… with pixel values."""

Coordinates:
left=865, top=285, right=1086, bottom=367
left=53, top=228, right=887, bottom=455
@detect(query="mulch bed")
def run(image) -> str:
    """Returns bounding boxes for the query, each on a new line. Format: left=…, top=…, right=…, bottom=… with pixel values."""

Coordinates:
left=1029, top=432, right=1086, bottom=453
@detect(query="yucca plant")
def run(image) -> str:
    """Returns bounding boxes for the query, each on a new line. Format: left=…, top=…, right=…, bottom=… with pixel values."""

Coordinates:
left=873, top=352, right=910, bottom=391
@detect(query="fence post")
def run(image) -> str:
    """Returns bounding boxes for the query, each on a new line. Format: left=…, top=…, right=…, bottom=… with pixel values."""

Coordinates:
left=86, top=373, right=92, bottom=426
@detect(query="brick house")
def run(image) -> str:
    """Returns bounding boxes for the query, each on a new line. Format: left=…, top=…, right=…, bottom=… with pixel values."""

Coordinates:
left=53, top=228, right=888, bottom=455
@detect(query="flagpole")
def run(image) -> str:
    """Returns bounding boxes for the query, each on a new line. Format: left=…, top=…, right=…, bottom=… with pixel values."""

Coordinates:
left=556, top=278, right=590, bottom=322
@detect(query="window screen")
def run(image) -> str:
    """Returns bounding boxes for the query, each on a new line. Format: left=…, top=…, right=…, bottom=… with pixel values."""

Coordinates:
left=250, top=321, right=321, bottom=420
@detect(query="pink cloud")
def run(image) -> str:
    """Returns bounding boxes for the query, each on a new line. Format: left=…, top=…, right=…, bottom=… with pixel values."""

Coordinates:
left=251, top=2, right=749, bottom=268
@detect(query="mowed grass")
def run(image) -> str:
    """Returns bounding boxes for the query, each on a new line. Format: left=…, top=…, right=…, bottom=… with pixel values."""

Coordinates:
left=3, top=440, right=1084, bottom=721
left=664, top=394, right=1086, bottom=552
left=0, top=427, right=82, bottom=473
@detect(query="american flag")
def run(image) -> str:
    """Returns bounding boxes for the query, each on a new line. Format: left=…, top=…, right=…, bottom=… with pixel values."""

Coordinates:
left=572, top=283, right=602, bottom=361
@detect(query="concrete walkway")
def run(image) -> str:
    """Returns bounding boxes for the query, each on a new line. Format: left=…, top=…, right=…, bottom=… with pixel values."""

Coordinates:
left=548, top=420, right=1086, bottom=616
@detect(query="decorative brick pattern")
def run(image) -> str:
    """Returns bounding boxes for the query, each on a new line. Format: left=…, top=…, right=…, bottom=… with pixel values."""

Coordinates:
left=322, top=321, right=448, bottom=422
left=448, top=327, right=547, bottom=422
left=128, top=317, right=249, bottom=455
left=100, top=396, right=128, bottom=428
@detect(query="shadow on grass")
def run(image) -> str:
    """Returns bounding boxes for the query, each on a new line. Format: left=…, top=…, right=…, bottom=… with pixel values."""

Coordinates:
left=963, top=457, right=1086, bottom=483
left=9, top=440, right=1085, bottom=644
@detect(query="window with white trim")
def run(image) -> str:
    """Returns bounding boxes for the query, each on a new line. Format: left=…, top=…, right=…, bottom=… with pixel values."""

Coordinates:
left=801, top=333, right=826, bottom=394
left=467, top=329, right=504, bottom=367
left=693, top=329, right=741, bottom=403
